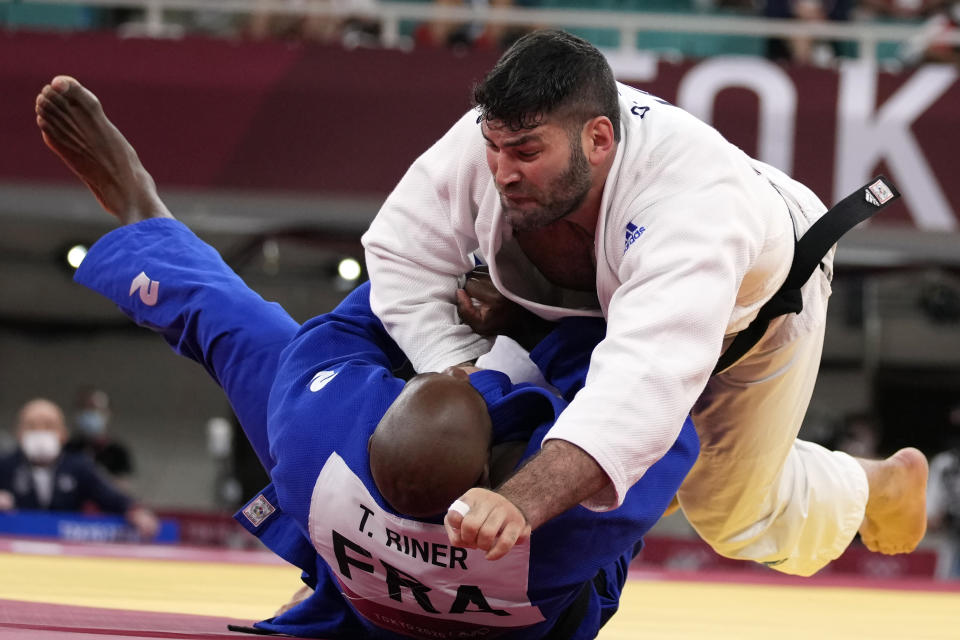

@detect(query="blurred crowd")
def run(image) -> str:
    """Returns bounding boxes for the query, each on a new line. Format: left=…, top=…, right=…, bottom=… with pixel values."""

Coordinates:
left=927, top=404, right=960, bottom=578
left=4, top=0, right=956, bottom=65
left=763, top=0, right=960, bottom=65
left=209, top=0, right=960, bottom=65
left=233, top=0, right=960, bottom=64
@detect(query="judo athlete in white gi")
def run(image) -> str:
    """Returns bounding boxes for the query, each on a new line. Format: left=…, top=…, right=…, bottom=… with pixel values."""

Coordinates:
left=362, top=29, right=929, bottom=575
left=36, top=75, right=698, bottom=640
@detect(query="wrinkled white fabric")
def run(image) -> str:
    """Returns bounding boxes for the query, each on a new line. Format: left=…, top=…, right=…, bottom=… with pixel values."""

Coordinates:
left=363, top=83, right=867, bottom=575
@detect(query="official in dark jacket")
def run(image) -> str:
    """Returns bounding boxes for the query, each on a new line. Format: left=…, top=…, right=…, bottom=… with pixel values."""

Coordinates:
left=0, top=398, right=158, bottom=538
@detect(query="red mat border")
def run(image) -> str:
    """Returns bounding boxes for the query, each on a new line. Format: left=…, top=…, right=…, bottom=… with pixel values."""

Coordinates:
left=629, top=568, right=960, bottom=593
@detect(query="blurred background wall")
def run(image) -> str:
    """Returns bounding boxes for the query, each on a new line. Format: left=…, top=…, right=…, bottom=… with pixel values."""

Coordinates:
left=0, top=1, right=957, bottom=531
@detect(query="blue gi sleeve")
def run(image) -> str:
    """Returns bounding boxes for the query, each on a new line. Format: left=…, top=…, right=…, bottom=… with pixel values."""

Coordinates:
left=528, top=318, right=606, bottom=402
left=283, top=283, right=408, bottom=375
left=74, top=218, right=298, bottom=471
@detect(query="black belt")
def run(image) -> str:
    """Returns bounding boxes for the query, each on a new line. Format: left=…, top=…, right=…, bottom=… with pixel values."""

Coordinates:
left=713, top=175, right=901, bottom=375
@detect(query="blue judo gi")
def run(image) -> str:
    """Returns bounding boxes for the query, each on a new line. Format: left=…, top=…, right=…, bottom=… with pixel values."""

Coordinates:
left=76, top=218, right=698, bottom=640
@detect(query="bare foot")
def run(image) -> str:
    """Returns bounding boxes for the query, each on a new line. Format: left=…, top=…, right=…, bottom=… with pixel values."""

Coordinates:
left=857, top=447, right=928, bottom=555
left=35, top=75, right=172, bottom=225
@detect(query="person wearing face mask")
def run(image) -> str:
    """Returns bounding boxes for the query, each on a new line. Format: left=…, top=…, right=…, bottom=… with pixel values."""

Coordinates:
left=64, top=388, right=135, bottom=487
left=0, top=398, right=158, bottom=540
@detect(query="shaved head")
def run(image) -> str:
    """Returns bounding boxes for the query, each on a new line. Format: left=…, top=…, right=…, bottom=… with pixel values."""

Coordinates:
left=370, top=371, right=492, bottom=517
left=16, top=398, right=67, bottom=441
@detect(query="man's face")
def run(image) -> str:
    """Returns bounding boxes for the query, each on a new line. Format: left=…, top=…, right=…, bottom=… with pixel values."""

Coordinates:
left=17, top=400, right=67, bottom=464
left=17, top=401, right=66, bottom=443
left=482, top=117, right=592, bottom=232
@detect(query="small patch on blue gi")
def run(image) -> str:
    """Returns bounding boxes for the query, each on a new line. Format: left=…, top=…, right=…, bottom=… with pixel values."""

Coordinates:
left=243, top=494, right=276, bottom=527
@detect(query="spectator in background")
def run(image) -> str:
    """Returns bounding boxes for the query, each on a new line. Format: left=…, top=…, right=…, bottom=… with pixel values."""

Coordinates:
left=835, top=411, right=882, bottom=459
left=857, top=0, right=960, bottom=65
left=0, top=398, right=158, bottom=539
left=64, top=387, right=135, bottom=490
left=763, top=0, right=854, bottom=65
left=927, top=403, right=960, bottom=579
left=858, top=0, right=945, bottom=20
left=917, top=2, right=960, bottom=64
left=414, top=0, right=534, bottom=51
left=246, top=0, right=380, bottom=45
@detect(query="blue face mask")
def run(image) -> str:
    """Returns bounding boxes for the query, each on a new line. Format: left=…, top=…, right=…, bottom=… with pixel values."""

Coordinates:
left=74, top=410, right=107, bottom=437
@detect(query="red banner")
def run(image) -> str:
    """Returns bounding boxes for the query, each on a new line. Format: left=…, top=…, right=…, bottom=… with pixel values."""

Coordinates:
left=2, top=32, right=957, bottom=230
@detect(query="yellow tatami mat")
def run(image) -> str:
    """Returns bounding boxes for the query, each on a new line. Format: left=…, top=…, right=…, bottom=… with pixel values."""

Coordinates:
left=1, top=548, right=957, bottom=639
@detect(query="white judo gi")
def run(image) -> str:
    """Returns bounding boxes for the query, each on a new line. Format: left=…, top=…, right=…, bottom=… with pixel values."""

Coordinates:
left=362, top=82, right=868, bottom=576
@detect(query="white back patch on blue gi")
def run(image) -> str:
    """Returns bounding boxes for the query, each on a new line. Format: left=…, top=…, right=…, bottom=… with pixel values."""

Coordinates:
left=308, top=453, right=545, bottom=635
left=309, top=370, right=338, bottom=392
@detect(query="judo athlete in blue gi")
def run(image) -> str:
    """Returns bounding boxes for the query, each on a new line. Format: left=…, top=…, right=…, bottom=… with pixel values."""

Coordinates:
left=37, top=75, right=698, bottom=640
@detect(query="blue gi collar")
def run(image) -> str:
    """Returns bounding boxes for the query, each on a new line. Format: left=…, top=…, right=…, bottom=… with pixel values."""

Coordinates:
left=469, top=369, right=560, bottom=443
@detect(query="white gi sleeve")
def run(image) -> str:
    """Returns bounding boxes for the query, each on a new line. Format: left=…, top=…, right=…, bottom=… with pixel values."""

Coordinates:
left=362, top=111, right=494, bottom=372
left=542, top=181, right=769, bottom=510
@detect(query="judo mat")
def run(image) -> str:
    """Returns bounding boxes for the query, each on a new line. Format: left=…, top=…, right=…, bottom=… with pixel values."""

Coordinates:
left=1, top=539, right=957, bottom=639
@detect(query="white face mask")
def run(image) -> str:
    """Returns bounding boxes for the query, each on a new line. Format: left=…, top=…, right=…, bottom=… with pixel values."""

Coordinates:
left=21, top=430, right=62, bottom=464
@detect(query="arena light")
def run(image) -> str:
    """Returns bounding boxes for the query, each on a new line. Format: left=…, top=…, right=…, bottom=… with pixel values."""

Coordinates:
left=337, top=258, right=362, bottom=282
left=65, top=244, right=88, bottom=270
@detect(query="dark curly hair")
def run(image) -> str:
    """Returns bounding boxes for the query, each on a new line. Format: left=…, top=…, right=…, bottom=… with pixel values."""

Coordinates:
left=473, top=29, right=620, bottom=141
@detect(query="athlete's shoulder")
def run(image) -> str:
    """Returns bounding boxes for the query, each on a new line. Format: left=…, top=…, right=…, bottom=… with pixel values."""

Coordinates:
left=411, top=107, right=488, bottom=188
left=616, top=81, right=727, bottom=154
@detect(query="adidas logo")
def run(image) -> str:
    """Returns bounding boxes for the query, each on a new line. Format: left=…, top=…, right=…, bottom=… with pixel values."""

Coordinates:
left=624, top=222, right=646, bottom=254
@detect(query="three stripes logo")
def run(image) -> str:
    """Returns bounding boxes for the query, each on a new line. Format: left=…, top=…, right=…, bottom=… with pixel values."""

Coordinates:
left=624, top=222, right=646, bottom=254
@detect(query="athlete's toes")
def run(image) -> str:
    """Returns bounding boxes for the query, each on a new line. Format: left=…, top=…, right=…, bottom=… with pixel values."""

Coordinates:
left=52, top=75, right=102, bottom=113
left=36, top=92, right=58, bottom=116
left=39, top=84, right=77, bottom=120
left=50, top=75, right=80, bottom=95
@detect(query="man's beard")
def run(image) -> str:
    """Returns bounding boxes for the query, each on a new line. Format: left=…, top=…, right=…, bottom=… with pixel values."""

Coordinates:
left=500, top=138, right=592, bottom=232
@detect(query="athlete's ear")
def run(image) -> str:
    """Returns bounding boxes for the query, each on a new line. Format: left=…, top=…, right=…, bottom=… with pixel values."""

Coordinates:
left=584, top=116, right=615, bottom=166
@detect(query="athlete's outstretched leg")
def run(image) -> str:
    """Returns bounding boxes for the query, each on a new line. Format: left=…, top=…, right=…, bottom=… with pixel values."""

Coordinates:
left=37, top=75, right=294, bottom=471
left=35, top=75, right=172, bottom=225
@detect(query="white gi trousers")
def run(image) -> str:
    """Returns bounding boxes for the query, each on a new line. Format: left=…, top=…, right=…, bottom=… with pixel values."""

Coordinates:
left=683, top=281, right=868, bottom=576
left=669, top=176, right=869, bottom=577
